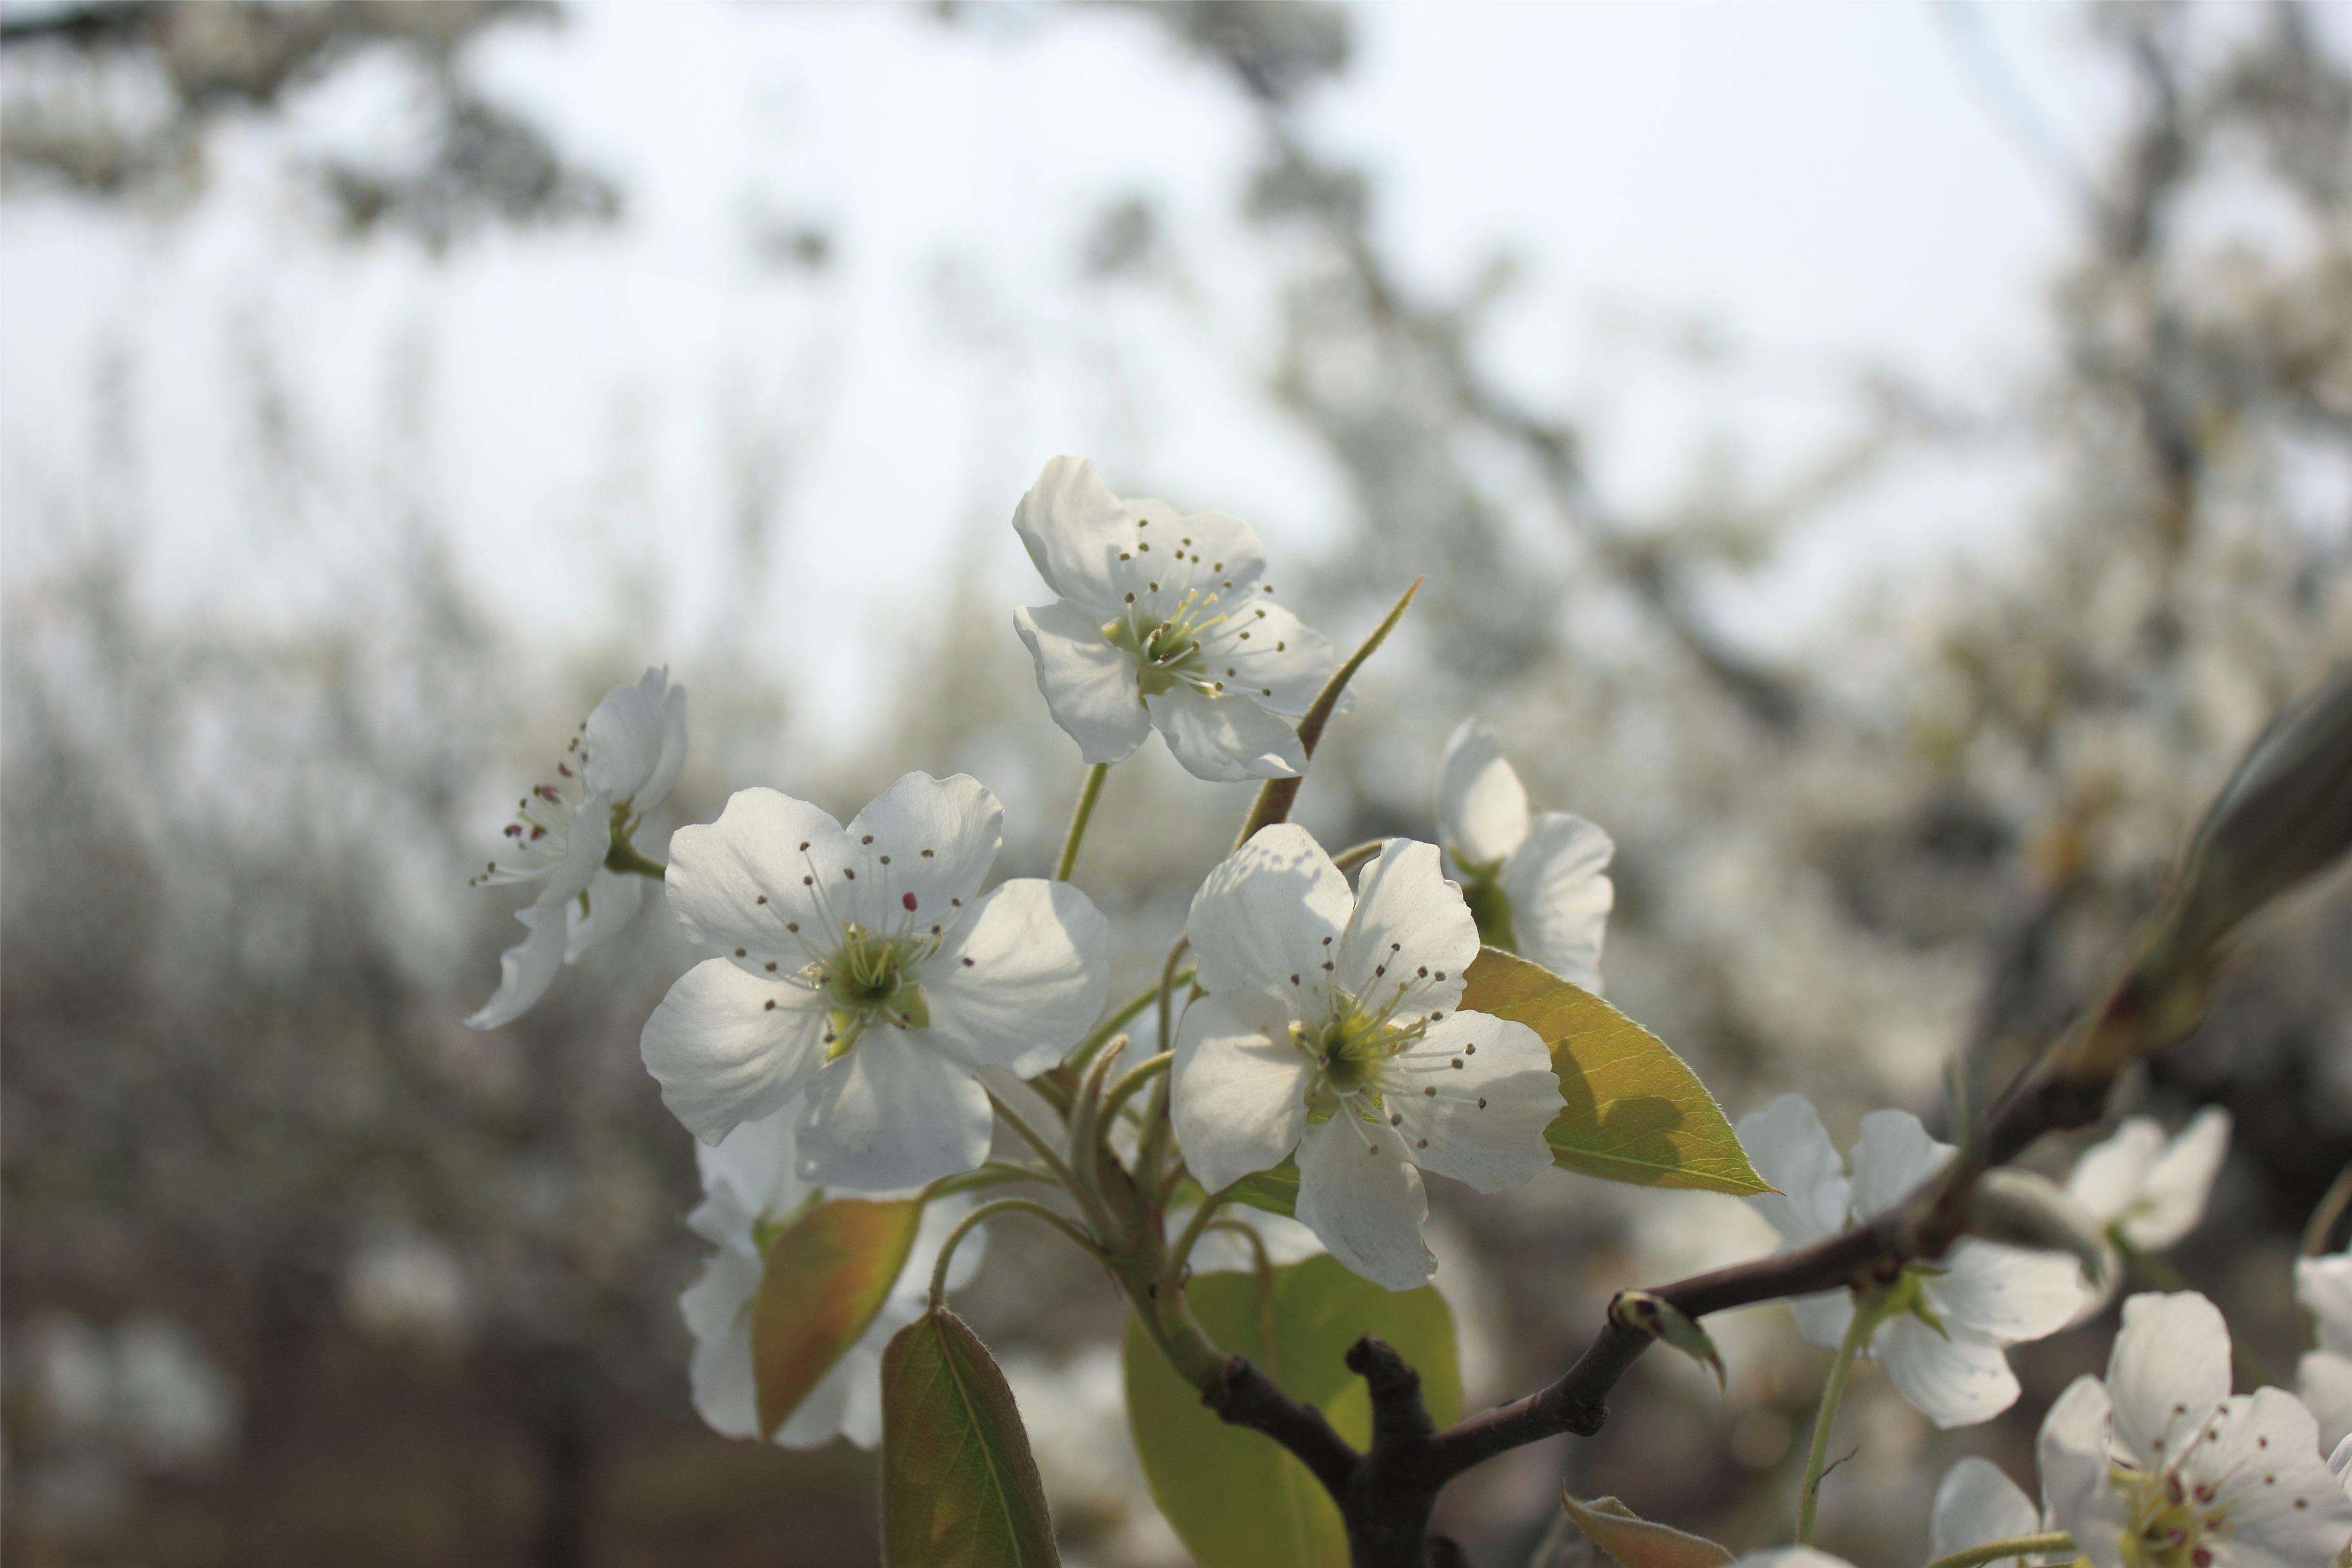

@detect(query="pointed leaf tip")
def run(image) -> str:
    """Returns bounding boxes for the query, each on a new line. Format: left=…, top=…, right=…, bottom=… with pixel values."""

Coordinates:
left=881, top=1309, right=1059, bottom=1567
left=1460, top=948, right=1768, bottom=1195
left=1560, top=1494, right=1735, bottom=1568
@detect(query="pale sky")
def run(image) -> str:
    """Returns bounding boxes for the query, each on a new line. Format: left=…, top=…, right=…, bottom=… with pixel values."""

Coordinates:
left=0, top=1, right=2241, bottom=746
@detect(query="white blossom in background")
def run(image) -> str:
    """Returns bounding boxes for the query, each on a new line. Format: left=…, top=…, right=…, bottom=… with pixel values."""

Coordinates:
left=1010, top=456, right=1341, bottom=782
left=1727, top=1553, right=1859, bottom=1568
left=679, top=1107, right=979, bottom=1448
left=1930, top=1456, right=2044, bottom=1565
left=1171, top=826, right=1563, bottom=1290
left=1736, top=1094, right=2089, bottom=1427
left=2066, top=1108, right=2232, bottom=1251
left=2302, top=1251, right=2352, bottom=1453
left=467, top=666, right=688, bottom=1028
left=641, top=772, right=1108, bottom=1191
left=2037, top=1291, right=2352, bottom=1567
left=1434, top=718, right=1615, bottom=993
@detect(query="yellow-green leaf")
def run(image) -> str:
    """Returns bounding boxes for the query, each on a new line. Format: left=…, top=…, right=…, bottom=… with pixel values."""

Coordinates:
left=1122, top=1255, right=1459, bottom=1568
left=752, top=1196, right=924, bottom=1438
left=881, top=1309, right=1059, bottom=1568
left=1560, top=1494, right=1734, bottom=1568
left=1462, top=948, right=1767, bottom=1195
left=1226, top=1161, right=1300, bottom=1218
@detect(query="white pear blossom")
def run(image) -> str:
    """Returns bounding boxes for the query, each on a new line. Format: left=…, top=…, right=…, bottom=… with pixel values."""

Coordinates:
left=1434, top=718, right=1615, bottom=993
left=1010, top=456, right=1341, bottom=782
left=468, top=666, right=688, bottom=1029
left=1728, top=1553, right=1859, bottom=1568
left=1170, top=825, right=1564, bottom=1290
left=2067, top=1108, right=2233, bottom=1251
left=2037, top=1291, right=2352, bottom=1567
left=1931, top=1456, right=2046, bottom=1565
left=641, top=772, right=1108, bottom=1191
left=1736, top=1094, right=2090, bottom=1428
left=2300, top=1251, right=2352, bottom=1454
left=680, top=1106, right=979, bottom=1448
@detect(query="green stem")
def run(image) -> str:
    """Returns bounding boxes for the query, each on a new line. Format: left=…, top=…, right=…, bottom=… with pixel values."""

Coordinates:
left=921, top=1162, right=1057, bottom=1200
left=1067, top=970, right=1193, bottom=1080
left=927, top=1198, right=1098, bottom=1309
left=1096, top=1052, right=1172, bottom=1130
left=1796, top=1292, right=1885, bottom=1544
left=1054, top=762, right=1110, bottom=883
left=2113, top=1233, right=2276, bottom=1386
left=603, top=839, right=667, bottom=879
left=1167, top=1187, right=1235, bottom=1279
left=1917, top=1532, right=2075, bottom=1568
left=983, top=1090, right=1112, bottom=1237
left=1328, top=838, right=1386, bottom=876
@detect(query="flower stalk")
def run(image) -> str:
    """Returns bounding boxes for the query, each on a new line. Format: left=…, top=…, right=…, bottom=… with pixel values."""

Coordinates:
left=1794, top=1288, right=1890, bottom=1544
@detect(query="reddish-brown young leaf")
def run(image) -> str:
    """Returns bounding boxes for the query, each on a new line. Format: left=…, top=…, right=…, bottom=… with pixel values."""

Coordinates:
left=750, top=1196, right=923, bottom=1438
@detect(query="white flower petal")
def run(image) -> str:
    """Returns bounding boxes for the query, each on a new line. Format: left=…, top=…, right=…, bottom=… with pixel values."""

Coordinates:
left=1501, top=812, right=1615, bottom=994
left=2037, top=1376, right=2128, bottom=1568
left=1736, top=1093, right=1851, bottom=1246
left=2118, top=1107, right=2230, bottom=1250
left=640, top=675, right=691, bottom=815
left=2186, top=1389, right=2352, bottom=1560
left=666, top=787, right=847, bottom=972
left=774, top=1346, right=867, bottom=1449
left=692, top=1104, right=807, bottom=1245
left=845, top=772, right=1006, bottom=922
left=584, top=667, right=675, bottom=803
left=1788, top=1288, right=1857, bottom=1351
left=641, top=960, right=830, bottom=1144
left=1435, top=720, right=1529, bottom=867
left=681, top=1247, right=763, bottom=1440
left=1930, top=1456, right=2041, bottom=1558
left=1383, top=1012, right=1559, bottom=1193
left=1336, top=839, right=1478, bottom=1015
left=921, top=878, right=1108, bottom=1076
left=466, top=903, right=570, bottom=1029
left=1012, top=456, right=1135, bottom=612
left=1186, top=824, right=1352, bottom=1005
left=1925, top=1240, right=2087, bottom=1344
left=1170, top=992, right=1314, bottom=1193
left=795, top=1034, right=993, bottom=1193
left=1728, top=1554, right=1861, bottom=1568
left=2300, top=1252, right=2352, bottom=1357
left=2105, top=1291, right=2232, bottom=1469
left=1293, top=1113, right=1434, bottom=1290
left=1847, top=1109, right=1954, bottom=1221
left=565, top=867, right=644, bottom=963
left=1013, top=600, right=1152, bottom=765
left=1118, top=498, right=1268, bottom=603
left=2302, top=1350, right=2352, bottom=1453
left=1876, top=1316, right=2021, bottom=1428
left=2066, top=1118, right=2166, bottom=1227
left=1146, top=683, right=1306, bottom=781
left=1191, top=598, right=1337, bottom=717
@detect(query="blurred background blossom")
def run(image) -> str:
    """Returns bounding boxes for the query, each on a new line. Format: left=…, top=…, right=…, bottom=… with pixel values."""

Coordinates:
left=3, top=2, right=2348, bottom=1564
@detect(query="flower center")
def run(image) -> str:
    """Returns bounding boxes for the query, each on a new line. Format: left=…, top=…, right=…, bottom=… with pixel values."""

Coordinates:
left=2115, top=1465, right=2230, bottom=1568
left=1102, top=588, right=1228, bottom=699
left=1293, top=992, right=1431, bottom=1122
left=816, top=924, right=931, bottom=1059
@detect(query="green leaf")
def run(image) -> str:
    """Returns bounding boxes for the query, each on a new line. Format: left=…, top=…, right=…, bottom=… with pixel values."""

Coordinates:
left=1226, top=1161, right=1300, bottom=1218
left=752, top=1196, right=924, bottom=1438
left=1560, top=1494, right=1734, bottom=1568
left=1122, top=1255, right=1459, bottom=1568
left=1462, top=948, right=1768, bottom=1195
left=880, top=1309, right=1060, bottom=1568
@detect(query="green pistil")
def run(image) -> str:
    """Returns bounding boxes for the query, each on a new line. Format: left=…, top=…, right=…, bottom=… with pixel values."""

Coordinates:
left=1293, top=999, right=1410, bottom=1122
left=818, top=925, right=930, bottom=1060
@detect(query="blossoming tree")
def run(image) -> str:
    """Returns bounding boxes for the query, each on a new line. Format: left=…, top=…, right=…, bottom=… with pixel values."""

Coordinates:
left=466, top=460, right=2352, bottom=1567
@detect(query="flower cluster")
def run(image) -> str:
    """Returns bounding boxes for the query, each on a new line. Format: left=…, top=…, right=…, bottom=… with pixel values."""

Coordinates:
left=452, top=456, right=2351, bottom=1568
left=1739, top=1093, right=2091, bottom=1427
